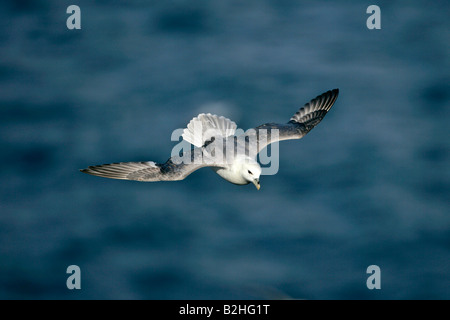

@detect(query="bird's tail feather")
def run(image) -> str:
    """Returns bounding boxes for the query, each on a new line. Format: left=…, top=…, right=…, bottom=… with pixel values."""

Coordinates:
left=182, top=113, right=237, bottom=147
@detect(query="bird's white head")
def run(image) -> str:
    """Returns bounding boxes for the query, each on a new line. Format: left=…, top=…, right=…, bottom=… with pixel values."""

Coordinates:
left=241, top=160, right=262, bottom=190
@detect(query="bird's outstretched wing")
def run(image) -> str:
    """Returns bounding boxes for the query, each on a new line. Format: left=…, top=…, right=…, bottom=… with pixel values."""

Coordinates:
left=80, top=149, right=222, bottom=182
left=242, top=89, right=339, bottom=156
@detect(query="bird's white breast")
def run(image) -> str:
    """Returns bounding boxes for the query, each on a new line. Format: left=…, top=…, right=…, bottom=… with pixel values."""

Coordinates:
left=211, top=165, right=248, bottom=185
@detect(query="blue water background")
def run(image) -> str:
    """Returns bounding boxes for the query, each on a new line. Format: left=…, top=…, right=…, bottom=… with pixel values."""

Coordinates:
left=0, top=0, right=449, bottom=299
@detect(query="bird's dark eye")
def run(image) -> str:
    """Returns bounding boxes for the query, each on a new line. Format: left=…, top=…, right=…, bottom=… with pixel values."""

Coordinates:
left=248, top=170, right=252, bottom=175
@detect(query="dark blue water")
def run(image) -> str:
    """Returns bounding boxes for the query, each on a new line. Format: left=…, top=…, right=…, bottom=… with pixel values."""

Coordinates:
left=0, top=0, right=449, bottom=299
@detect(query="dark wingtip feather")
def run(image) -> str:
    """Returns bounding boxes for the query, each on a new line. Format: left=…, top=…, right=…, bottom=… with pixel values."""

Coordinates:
left=286, top=88, right=340, bottom=137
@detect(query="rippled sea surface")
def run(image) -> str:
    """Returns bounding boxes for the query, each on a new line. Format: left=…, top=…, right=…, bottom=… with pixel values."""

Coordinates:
left=0, top=0, right=449, bottom=299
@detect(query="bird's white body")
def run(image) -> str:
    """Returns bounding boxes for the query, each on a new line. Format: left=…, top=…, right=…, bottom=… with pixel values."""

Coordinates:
left=211, top=156, right=261, bottom=186
left=212, top=165, right=247, bottom=185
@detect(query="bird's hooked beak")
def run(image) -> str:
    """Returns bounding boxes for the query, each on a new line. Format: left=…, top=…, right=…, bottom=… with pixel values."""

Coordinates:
left=252, top=178, right=260, bottom=190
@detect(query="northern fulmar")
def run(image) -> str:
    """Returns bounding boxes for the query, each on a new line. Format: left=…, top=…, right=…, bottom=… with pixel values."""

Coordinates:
left=81, top=89, right=339, bottom=190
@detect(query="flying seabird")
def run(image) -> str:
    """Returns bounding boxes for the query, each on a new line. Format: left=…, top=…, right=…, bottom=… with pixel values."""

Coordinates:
left=81, top=89, right=339, bottom=189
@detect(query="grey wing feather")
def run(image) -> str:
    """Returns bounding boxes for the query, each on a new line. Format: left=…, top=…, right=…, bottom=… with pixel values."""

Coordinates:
left=80, top=149, right=218, bottom=182
left=289, top=88, right=338, bottom=129
left=243, top=89, right=339, bottom=155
